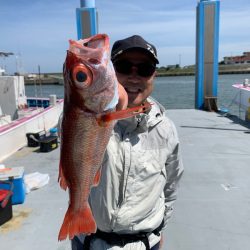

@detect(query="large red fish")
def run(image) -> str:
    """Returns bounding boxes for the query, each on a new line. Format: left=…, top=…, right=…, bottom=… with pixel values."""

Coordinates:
left=58, top=34, right=151, bottom=241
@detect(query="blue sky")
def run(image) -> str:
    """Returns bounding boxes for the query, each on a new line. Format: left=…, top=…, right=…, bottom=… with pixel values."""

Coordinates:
left=1, top=0, right=250, bottom=74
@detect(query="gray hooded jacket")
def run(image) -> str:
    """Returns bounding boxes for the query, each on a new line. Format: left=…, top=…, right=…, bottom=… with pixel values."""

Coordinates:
left=85, top=97, right=183, bottom=249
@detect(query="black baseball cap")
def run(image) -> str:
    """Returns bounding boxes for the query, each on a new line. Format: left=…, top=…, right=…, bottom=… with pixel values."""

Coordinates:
left=111, top=35, right=159, bottom=64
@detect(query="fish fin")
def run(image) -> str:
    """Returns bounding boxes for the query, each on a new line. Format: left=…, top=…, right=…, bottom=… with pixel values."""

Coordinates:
left=93, top=167, right=102, bottom=186
left=58, top=161, right=68, bottom=191
left=96, top=102, right=152, bottom=126
left=58, top=203, right=96, bottom=241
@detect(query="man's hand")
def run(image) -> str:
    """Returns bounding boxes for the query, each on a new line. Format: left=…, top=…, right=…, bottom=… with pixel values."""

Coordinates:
left=116, top=83, right=128, bottom=111
left=159, top=234, right=164, bottom=249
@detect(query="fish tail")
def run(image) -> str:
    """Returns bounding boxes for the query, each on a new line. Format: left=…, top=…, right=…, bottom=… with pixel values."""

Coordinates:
left=58, top=203, right=97, bottom=241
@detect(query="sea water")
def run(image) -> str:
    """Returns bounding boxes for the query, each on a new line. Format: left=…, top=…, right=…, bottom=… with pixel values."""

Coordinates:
left=25, top=74, right=250, bottom=119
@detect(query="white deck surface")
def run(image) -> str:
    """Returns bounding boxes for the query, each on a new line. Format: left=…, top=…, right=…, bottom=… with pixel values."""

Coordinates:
left=1, top=109, right=250, bottom=250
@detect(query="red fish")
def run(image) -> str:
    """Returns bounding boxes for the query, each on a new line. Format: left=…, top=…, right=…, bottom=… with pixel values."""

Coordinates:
left=58, top=34, right=151, bottom=241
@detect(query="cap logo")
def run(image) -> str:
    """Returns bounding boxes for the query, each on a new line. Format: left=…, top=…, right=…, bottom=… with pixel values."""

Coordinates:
left=146, top=43, right=156, bottom=57
left=113, top=50, right=123, bottom=59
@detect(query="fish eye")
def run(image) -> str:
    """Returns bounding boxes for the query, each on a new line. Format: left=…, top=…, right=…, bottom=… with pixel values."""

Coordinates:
left=76, top=71, right=87, bottom=82
left=72, top=64, right=92, bottom=88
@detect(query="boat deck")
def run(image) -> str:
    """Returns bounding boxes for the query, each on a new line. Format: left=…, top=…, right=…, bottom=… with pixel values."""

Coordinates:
left=1, top=109, right=250, bottom=250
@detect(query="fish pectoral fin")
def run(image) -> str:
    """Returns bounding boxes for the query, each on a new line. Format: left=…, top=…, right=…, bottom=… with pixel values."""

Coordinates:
left=93, top=166, right=102, bottom=186
left=58, top=203, right=96, bottom=241
left=58, top=161, right=68, bottom=191
left=96, top=102, right=152, bottom=126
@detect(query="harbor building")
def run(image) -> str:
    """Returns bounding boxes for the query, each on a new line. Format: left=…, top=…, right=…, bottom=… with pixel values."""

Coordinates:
left=223, top=52, right=250, bottom=64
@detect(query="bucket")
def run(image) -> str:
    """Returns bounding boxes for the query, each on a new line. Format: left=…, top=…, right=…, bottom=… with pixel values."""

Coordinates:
left=49, top=95, right=57, bottom=106
left=49, top=127, right=58, bottom=136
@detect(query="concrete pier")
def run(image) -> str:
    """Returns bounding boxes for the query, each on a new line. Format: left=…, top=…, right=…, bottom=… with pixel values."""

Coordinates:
left=1, top=109, right=250, bottom=250
left=165, top=109, right=250, bottom=250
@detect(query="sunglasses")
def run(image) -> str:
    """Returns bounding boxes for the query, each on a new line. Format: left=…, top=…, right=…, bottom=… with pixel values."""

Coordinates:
left=113, top=60, right=156, bottom=77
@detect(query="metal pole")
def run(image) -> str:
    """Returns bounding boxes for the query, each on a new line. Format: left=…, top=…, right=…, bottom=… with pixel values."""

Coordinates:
left=76, top=0, right=98, bottom=39
left=195, top=0, right=220, bottom=110
left=80, top=0, right=95, bottom=8
left=38, top=65, right=43, bottom=99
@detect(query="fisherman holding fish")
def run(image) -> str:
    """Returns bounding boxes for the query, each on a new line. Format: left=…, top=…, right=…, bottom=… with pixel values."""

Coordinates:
left=58, top=34, right=183, bottom=250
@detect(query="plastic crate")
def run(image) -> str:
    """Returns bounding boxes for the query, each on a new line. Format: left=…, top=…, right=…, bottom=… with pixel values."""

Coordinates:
left=26, top=131, right=45, bottom=147
left=40, top=136, right=58, bottom=152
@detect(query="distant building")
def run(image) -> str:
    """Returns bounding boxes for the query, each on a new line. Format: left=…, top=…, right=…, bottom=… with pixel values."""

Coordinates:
left=224, top=52, right=250, bottom=64
left=166, top=64, right=180, bottom=70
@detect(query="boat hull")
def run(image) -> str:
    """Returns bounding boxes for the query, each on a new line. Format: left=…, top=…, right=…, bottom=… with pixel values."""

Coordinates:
left=0, top=99, right=63, bottom=162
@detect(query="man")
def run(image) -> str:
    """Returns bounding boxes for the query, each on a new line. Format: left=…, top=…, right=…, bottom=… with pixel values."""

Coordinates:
left=72, top=35, right=184, bottom=250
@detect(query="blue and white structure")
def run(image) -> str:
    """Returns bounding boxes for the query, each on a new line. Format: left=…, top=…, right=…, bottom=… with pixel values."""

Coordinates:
left=195, top=0, right=220, bottom=110
left=76, top=0, right=98, bottom=39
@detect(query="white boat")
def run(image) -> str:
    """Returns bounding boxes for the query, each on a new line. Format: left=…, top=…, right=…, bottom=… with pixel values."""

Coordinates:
left=232, top=81, right=250, bottom=110
left=0, top=75, right=63, bottom=162
left=232, top=79, right=250, bottom=121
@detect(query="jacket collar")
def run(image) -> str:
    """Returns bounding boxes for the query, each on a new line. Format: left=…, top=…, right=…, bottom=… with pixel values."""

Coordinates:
left=116, top=97, right=165, bottom=134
